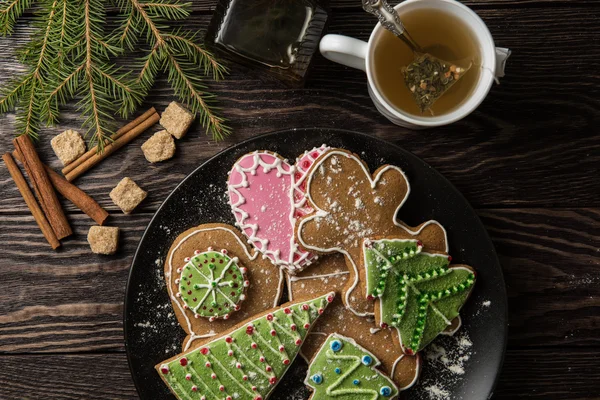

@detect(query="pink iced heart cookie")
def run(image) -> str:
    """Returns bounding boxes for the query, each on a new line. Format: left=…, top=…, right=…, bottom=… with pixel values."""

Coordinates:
left=228, top=146, right=329, bottom=274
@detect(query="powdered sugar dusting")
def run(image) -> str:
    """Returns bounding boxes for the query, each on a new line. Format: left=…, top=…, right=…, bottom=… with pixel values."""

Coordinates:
left=411, top=332, right=473, bottom=399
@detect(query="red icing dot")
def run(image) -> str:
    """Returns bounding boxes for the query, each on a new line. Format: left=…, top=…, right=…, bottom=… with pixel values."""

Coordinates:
left=303, top=323, right=310, bottom=329
left=179, top=357, right=188, bottom=367
left=254, top=396, right=263, bottom=400
left=295, top=338, right=302, bottom=346
left=265, top=365, right=272, bottom=372
left=200, top=347, right=209, bottom=355
left=269, top=377, right=277, bottom=385
left=220, top=259, right=224, bottom=264
left=211, top=258, right=215, bottom=263
left=187, top=290, right=192, bottom=295
left=227, top=396, right=232, bottom=400
left=381, top=323, right=388, bottom=329
left=283, top=359, right=290, bottom=365
left=209, top=309, right=213, bottom=313
left=270, top=329, right=277, bottom=336
left=160, top=366, right=169, bottom=374
left=243, top=375, right=248, bottom=381
left=251, top=343, right=257, bottom=349
left=291, top=324, right=297, bottom=331
left=233, top=275, right=237, bottom=279
left=405, top=348, right=415, bottom=356
left=189, top=274, right=193, bottom=278
left=302, top=304, right=309, bottom=311
left=266, top=313, right=273, bottom=321
left=318, top=308, right=324, bottom=314
left=284, top=308, right=291, bottom=314
left=229, top=270, right=233, bottom=274
left=231, top=291, right=236, bottom=296
left=225, top=336, right=233, bottom=343
left=219, top=385, right=225, bottom=391
left=417, top=240, right=423, bottom=247
left=191, top=386, right=197, bottom=392
left=233, top=283, right=239, bottom=288
left=205, top=362, right=211, bottom=368
left=192, top=298, right=197, bottom=302
left=204, top=260, right=208, bottom=264
left=327, top=295, right=334, bottom=303
left=448, top=255, right=453, bottom=262
left=246, top=326, right=254, bottom=335
left=302, top=160, right=310, bottom=169
left=367, top=294, right=374, bottom=301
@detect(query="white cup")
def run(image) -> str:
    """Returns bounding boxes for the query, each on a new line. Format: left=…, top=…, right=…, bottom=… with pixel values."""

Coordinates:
left=319, top=0, right=510, bottom=129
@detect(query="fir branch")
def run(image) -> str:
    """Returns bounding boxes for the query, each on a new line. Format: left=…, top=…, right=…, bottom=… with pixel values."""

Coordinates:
left=115, top=0, right=230, bottom=140
left=0, top=0, right=60, bottom=139
left=44, top=0, right=143, bottom=151
left=0, top=0, right=35, bottom=36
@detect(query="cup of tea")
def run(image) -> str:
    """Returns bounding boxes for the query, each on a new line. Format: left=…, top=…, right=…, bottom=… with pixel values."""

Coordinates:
left=320, top=0, right=510, bottom=128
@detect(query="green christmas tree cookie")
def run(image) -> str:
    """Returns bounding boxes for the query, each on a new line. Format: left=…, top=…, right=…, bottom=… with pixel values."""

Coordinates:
left=177, top=248, right=249, bottom=321
left=158, top=291, right=336, bottom=400
left=305, top=333, right=399, bottom=400
left=363, top=238, right=476, bottom=354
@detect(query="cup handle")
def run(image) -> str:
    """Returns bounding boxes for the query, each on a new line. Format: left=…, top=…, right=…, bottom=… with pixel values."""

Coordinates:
left=320, top=34, right=369, bottom=72
left=494, top=47, right=511, bottom=78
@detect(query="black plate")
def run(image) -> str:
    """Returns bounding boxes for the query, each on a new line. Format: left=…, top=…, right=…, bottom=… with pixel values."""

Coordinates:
left=125, top=128, right=508, bottom=400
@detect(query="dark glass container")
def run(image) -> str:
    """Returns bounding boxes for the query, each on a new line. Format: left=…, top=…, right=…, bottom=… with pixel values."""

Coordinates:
left=205, top=0, right=329, bottom=86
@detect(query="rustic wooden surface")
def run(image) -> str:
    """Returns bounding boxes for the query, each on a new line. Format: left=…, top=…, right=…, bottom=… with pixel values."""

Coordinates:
left=0, top=0, right=599, bottom=398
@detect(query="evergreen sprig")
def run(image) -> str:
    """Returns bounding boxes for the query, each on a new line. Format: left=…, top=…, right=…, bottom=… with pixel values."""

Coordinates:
left=114, top=0, right=229, bottom=139
left=0, top=0, right=229, bottom=147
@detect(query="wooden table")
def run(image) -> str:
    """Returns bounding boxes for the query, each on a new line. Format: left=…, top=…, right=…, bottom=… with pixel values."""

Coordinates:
left=1, top=0, right=599, bottom=398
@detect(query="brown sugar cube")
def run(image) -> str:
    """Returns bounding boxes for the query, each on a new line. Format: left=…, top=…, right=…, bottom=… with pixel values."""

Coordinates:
left=110, top=177, right=147, bottom=214
left=159, top=101, right=194, bottom=139
left=141, top=130, right=176, bottom=163
left=88, top=226, right=119, bottom=255
left=51, top=129, right=86, bottom=166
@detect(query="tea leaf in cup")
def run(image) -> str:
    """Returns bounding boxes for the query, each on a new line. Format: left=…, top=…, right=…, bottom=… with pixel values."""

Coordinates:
left=402, top=53, right=471, bottom=113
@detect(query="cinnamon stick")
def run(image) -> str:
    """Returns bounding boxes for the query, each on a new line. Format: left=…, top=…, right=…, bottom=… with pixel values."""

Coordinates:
left=65, top=112, right=160, bottom=182
left=62, top=107, right=157, bottom=175
left=13, top=149, right=109, bottom=226
left=13, top=135, right=72, bottom=239
left=2, top=153, right=61, bottom=249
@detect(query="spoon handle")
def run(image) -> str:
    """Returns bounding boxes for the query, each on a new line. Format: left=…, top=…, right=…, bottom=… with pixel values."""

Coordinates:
left=362, top=0, right=422, bottom=52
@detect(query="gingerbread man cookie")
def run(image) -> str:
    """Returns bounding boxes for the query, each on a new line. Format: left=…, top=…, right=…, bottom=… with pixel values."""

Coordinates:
left=165, top=223, right=285, bottom=351
left=295, top=148, right=449, bottom=317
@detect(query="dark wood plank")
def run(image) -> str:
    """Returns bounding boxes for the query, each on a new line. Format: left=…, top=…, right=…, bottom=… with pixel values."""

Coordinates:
left=479, top=208, right=600, bottom=347
left=1, top=7, right=599, bottom=212
left=0, top=348, right=599, bottom=399
left=0, top=208, right=597, bottom=353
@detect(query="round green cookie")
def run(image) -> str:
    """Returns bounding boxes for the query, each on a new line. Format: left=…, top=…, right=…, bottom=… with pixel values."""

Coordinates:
left=176, top=248, right=249, bottom=321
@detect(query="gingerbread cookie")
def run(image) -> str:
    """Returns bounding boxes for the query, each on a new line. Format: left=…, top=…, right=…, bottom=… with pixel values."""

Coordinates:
left=165, top=223, right=285, bottom=351
left=362, top=237, right=476, bottom=354
left=287, top=253, right=421, bottom=390
left=295, top=148, right=449, bottom=317
left=227, top=146, right=329, bottom=274
left=305, top=334, right=399, bottom=400
left=157, top=292, right=336, bottom=400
